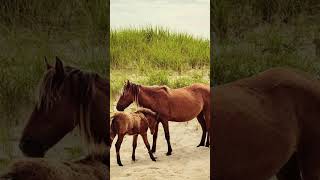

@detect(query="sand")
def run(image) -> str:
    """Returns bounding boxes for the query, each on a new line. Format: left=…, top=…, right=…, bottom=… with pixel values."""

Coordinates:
left=110, top=119, right=210, bottom=180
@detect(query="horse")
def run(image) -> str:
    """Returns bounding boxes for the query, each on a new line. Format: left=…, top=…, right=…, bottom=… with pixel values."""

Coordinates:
left=0, top=156, right=109, bottom=180
left=110, top=108, right=158, bottom=166
left=19, top=57, right=109, bottom=164
left=212, top=67, right=320, bottom=180
left=116, top=81, right=210, bottom=155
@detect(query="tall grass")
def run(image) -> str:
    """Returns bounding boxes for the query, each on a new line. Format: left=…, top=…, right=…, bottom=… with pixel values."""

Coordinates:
left=110, top=27, right=210, bottom=99
left=0, top=0, right=108, bottom=165
left=0, top=0, right=108, bottom=32
left=211, top=0, right=320, bottom=85
left=211, top=0, right=319, bottom=40
left=111, top=27, right=209, bottom=72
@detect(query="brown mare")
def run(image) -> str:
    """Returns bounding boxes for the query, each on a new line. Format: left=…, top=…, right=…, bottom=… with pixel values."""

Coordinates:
left=19, top=57, right=109, bottom=164
left=0, top=157, right=109, bottom=180
left=212, top=67, right=320, bottom=180
left=116, top=81, right=210, bottom=155
left=110, top=108, right=158, bottom=166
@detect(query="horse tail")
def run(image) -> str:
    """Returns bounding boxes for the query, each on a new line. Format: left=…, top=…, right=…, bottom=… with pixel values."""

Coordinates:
left=110, top=115, right=118, bottom=145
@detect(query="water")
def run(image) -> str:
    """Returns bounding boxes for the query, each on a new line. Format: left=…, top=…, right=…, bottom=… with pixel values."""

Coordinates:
left=111, top=0, right=210, bottom=39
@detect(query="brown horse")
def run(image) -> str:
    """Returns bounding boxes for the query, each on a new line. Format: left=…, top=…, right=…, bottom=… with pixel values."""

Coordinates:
left=19, top=57, right=109, bottom=163
left=212, top=67, right=320, bottom=180
left=110, top=108, right=158, bottom=166
left=116, top=81, right=210, bottom=155
left=0, top=156, right=109, bottom=180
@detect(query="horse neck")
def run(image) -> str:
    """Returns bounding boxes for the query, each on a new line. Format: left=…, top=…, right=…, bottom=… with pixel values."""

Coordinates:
left=79, top=76, right=109, bottom=150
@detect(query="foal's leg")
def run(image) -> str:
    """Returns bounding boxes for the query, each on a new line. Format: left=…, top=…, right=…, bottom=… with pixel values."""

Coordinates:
left=132, top=135, right=138, bottom=161
left=276, top=152, right=301, bottom=180
left=115, top=134, right=124, bottom=166
left=141, top=133, right=156, bottom=161
left=162, top=120, right=172, bottom=155
left=197, top=112, right=206, bottom=147
left=151, top=121, right=159, bottom=153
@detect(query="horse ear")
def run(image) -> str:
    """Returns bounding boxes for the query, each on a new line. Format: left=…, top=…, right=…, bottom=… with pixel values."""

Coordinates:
left=44, top=56, right=52, bottom=70
left=55, top=56, right=65, bottom=77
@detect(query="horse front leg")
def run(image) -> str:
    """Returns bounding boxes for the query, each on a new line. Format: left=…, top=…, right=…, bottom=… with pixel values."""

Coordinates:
left=132, top=135, right=138, bottom=161
left=162, top=120, right=172, bottom=156
left=141, top=133, right=156, bottom=161
left=115, top=134, right=124, bottom=166
left=151, top=121, right=159, bottom=153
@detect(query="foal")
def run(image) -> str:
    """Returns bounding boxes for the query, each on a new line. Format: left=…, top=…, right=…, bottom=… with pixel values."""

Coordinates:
left=110, top=108, right=158, bottom=166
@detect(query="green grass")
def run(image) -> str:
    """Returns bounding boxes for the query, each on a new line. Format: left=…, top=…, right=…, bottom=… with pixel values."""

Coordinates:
left=211, top=0, right=320, bottom=85
left=111, top=27, right=210, bottom=99
left=111, top=27, right=209, bottom=72
left=211, top=0, right=319, bottom=40
left=0, top=0, right=108, bottom=167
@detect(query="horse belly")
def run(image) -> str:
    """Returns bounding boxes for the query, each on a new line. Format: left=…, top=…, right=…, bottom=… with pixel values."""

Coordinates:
left=213, top=87, right=297, bottom=179
left=168, top=93, right=204, bottom=122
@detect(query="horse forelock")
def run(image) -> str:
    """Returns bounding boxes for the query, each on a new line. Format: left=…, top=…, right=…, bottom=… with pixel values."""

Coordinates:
left=121, top=82, right=141, bottom=107
left=36, top=69, right=60, bottom=111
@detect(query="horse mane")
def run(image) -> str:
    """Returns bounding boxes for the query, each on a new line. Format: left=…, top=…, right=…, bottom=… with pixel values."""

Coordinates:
left=123, top=81, right=141, bottom=106
left=36, top=65, right=108, bottom=155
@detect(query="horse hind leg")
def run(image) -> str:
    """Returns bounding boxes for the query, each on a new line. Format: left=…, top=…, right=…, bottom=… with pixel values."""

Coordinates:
left=132, top=135, right=138, bottom=161
left=204, top=109, right=210, bottom=147
left=115, top=134, right=124, bottom=166
left=197, top=112, right=206, bottom=147
left=162, top=121, right=172, bottom=156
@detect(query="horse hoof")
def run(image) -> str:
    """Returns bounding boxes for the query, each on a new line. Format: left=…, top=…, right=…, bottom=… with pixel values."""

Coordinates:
left=197, top=144, right=204, bottom=147
left=166, top=152, right=172, bottom=156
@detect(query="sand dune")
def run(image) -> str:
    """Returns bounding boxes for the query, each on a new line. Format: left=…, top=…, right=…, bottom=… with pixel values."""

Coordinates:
left=110, top=120, right=210, bottom=180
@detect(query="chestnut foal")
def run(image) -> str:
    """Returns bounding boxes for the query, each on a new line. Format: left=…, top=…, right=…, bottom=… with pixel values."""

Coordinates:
left=110, top=108, right=158, bottom=166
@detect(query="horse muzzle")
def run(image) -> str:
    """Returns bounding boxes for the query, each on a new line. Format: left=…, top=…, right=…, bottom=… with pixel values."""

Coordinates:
left=116, top=104, right=125, bottom=111
left=19, top=138, right=46, bottom=157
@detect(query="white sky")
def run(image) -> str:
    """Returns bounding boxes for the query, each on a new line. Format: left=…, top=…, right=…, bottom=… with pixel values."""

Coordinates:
left=111, top=0, right=210, bottom=39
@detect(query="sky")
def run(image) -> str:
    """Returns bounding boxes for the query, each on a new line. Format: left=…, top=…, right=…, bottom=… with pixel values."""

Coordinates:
left=110, top=0, right=210, bottom=39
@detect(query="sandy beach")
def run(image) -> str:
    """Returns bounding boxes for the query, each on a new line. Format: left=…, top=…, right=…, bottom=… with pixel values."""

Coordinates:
left=110, top=119, right=210, bottom=180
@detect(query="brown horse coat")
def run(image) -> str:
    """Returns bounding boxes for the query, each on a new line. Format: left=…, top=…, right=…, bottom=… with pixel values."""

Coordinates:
left=212, top=67, right=320, bottom=180
left=0, top=157, right=109, bottom=180
left=117, top=82, right=210, bottom=155
left=20, top=57, right=109, bottom=160
left=110, top=108, right=158, bottom=166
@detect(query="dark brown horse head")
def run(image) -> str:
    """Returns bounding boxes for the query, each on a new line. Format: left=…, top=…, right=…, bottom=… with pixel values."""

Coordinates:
left=20, top=57, right=104, bottom=157
left=116, top=81, right=140, bottom=111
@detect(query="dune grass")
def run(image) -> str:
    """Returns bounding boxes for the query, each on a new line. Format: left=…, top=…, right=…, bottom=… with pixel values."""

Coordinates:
left=110, top=27, right=210, bottom=99
left=0, top=0, right=108, bottom=168
left=211, top=0, right=320, bottom=85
